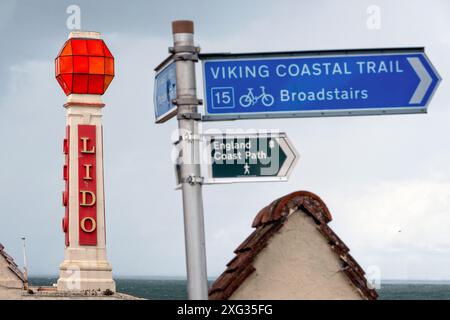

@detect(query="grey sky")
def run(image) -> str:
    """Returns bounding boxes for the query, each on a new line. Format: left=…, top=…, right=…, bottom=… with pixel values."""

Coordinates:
left=1, top=0, right=450, bottom=280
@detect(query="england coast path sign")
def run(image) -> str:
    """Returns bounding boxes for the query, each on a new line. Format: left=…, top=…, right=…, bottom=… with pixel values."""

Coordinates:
left=205, top=133, right=298, bottom=184
left=200, top=48, right=441, bottom=121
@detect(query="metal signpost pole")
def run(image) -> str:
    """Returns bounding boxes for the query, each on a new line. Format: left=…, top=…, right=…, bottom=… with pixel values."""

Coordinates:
left=171, top=20, right=208, bottom=300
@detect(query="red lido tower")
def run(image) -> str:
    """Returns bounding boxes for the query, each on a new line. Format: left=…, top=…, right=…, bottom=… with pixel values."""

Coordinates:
left=55, top=31, right=115, bottom=292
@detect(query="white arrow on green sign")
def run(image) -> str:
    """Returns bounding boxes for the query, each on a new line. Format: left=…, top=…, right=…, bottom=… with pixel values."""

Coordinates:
left=204, top=132, right=298, bottom=184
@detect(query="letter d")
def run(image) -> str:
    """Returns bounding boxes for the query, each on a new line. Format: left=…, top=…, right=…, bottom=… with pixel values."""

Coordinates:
left=80, top=190, right=96, bottom=206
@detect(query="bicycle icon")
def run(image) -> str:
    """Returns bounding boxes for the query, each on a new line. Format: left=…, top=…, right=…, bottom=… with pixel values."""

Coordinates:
left=239, top=86, right=275, bottom=108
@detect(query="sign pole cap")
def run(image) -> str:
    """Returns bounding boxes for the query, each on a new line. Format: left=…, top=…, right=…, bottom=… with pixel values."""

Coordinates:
left=172, top=20, right=194, bottom=34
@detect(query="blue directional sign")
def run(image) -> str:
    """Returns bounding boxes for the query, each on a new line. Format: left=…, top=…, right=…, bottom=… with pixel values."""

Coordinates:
left=154, top=60, right=177, bottom=123
left=200, top=48, right=441, bottom=120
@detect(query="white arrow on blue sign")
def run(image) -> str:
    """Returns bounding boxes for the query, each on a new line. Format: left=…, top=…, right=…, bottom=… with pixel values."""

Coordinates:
left=200, top=48, right=441, bottom=121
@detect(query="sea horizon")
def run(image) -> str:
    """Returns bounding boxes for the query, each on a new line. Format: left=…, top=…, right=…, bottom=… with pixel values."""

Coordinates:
left=25, top=276, right=450, bottom=300
left=27, top=275, right=450, bottom=284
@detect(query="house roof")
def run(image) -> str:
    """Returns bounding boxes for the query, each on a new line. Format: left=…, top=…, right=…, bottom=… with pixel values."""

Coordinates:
left=208, top=190, right=378, bottom=300
left=0, top=243, right=25, bottom=283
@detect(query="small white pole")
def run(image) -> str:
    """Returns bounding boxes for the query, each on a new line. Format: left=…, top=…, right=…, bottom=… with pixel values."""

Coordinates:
left=21, top=237, right=28, bottom=290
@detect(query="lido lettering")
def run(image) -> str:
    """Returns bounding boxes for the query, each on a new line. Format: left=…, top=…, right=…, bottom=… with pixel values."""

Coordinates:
left=78, top=125, right=98, bottom=245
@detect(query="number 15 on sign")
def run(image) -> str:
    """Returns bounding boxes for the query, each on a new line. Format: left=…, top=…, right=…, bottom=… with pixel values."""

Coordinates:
left=211, top=87, right=235, bottom=109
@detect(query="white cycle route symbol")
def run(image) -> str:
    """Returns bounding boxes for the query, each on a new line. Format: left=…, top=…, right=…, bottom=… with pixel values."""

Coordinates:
left=239, top=86, right=275, bottom=108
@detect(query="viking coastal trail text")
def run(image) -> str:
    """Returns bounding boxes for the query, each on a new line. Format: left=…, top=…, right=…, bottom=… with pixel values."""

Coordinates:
left=207, top=59, right=404, bottom=105
left=209, top=60, right=404, bottom=79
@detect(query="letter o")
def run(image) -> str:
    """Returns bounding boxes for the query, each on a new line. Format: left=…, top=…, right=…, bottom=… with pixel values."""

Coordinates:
left=80, top=217, right=97, bottom=233
left=298, top=92, right=307, bottom=101
left=288, top=64, right=300, bottom=76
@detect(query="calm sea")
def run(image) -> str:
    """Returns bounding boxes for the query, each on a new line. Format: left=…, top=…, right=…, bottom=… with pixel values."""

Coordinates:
left=28, top=277, right=450, bottom=300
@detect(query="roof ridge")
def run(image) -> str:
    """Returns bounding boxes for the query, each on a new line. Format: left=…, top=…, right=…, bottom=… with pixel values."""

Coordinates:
left=252, top=190, right=332, bottom=228
left=0, top=243, right=25, bottom=283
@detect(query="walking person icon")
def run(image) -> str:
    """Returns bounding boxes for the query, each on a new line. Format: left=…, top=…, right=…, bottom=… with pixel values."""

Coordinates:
left=244, top=163, right=250, bottom=175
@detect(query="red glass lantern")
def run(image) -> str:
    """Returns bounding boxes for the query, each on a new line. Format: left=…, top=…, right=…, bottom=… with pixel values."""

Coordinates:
left=55, top=38, right=114, bottom=95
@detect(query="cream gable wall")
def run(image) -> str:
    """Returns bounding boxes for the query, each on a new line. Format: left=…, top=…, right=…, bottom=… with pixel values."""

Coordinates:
left=230, top=210, right=363, bottom=300
left=0, top=255, right=23, bottom=289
